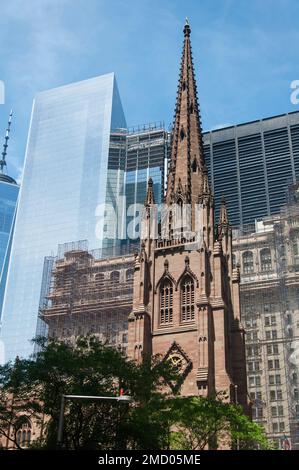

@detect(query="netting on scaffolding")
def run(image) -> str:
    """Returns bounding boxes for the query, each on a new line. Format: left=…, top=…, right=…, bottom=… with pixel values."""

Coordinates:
left=37, top=240, right=135, bottom=356
left=233, top=205, right=299, bottom=448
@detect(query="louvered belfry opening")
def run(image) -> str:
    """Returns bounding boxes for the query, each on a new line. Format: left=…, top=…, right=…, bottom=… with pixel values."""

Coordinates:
left=181, top=274, right=195, bottom=322
left=160, top=278, right=173, bottom=324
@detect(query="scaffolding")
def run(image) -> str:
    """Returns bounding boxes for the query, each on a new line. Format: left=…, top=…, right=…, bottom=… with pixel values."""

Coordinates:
left=38, top=241, right=135, bottom=355
left=233, top=199, right=299, bottom=449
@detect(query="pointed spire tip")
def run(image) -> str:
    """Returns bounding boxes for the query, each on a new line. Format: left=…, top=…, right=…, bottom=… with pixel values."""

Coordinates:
left=1, top=110, right=13, bottom=174
left=145, top=177, right=155, bottom=205
left=184, top=17, right=191, bottom=36
left=219, top=193, right=229, bottom=226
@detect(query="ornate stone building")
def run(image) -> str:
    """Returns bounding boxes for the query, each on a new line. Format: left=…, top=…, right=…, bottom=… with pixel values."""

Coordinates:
left=233, top=184, right=299, bottom=449
left=127, top=21, right=248, bottom=406
left=40, top=246, right=134, bottom=355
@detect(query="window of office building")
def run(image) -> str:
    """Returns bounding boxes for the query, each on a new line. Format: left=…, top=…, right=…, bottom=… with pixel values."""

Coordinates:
left=268, top=359, right=280, bottom=370
left=267, top=344, right=279, bottom=355
left=265, top=315, right=276, bottom=326
left=243, top=251, right=254, bottom=274
left=270, top=389, right=282, bottom=401
left=249, top=376, right=261, bottom=387
left=252, top=407, right=263, bottom=419
left=250, top=391, right=262, bottom=402
left=248, top=361, right=260, bottom=372
left=245, top=317, right=257, bottom=328
left=260, top=248, right=272, bottom=271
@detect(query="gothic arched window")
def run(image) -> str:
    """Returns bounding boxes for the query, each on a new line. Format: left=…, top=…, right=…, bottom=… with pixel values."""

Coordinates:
left=260, top=248, right=272, bottom=272
left=16, top=419, right=31, bottom=448
left=110, top=271, right=120, bottom=282
left=243, top=251, right=254, bottom=274
left=160, top=278, right=173, bottom=325
left=181, top=274, right=195, bottom=322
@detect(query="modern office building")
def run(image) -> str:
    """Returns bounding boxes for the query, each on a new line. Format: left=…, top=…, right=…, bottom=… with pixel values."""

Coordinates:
left=203, top=111, right=299, bottom=227
left=0, top=111, right=19, bottom=319
left=123, top=123, right=168, bottom=251
left=0, top=73, right=127, bottom=361
left=99, top=122, right=169, bottom=257
left=233, top=184, right=299, bottom=449
left=92, top=122, right=169, bottom=257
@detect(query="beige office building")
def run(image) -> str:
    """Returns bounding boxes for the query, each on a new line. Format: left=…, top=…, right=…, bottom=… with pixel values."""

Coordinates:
left=233, top=184, right=299, bottom=449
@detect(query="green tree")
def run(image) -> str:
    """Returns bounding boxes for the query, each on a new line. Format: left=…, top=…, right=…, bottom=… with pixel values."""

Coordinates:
left=169, top=395, right=269, bottom=450
left=0, top=337, right=269, bottom=450
left=0, top=336, right=177, bottom=450
left=0, top=357, right=42, bottom=449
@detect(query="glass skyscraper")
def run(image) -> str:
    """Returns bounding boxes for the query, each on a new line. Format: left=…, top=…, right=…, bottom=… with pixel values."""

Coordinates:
left=0, top=111, right=19, bottom=320
left=100, top=123, right=169, bottom=256
left=203, top=111, right=299, bottom=227
left=125, top=123, right=168, bottom=244
left=0, top=175, right=19, bottom=319
left=0, top=73, right=126, bottom=361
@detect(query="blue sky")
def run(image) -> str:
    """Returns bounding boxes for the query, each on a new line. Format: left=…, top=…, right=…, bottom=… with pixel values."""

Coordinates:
left=0, top=0, right=299, bottom=182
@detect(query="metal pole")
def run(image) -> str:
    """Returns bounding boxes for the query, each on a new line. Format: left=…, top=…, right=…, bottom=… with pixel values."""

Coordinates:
left=234, top=385, right=240, bottom=450
left=57, top=395, right=65, bottom=448
left=234, top=384, right=238, bottom=404
left=56, top=394, right=132, bottom=448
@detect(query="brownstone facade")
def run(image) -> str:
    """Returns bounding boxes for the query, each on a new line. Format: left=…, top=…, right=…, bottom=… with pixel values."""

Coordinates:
left=127, top=21, right=248, bottom=408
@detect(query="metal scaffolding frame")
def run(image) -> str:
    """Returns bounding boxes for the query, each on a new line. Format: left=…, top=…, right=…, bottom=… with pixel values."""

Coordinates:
left=38, top=241, right=135, bottom=355
left=233, top=200, right=299, bottom=449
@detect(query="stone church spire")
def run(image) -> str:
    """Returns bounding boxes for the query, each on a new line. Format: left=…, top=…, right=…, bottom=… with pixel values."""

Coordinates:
left=219, top=195, right=229, bottom=227
left=128, top=21, right=249, bottom=422
left=166, top=19, right=205, bottom=206
left=145, top=177, right=155, bottom=206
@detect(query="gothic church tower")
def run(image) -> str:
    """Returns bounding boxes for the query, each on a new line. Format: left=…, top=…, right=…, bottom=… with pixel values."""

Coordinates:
left=128, top=20, right=248, bottom=408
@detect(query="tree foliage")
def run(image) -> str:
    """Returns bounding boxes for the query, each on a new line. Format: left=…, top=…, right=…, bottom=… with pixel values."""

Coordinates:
left=0, top=336, right=268, bottom=450
left=169, top=395, right=269, bottom=450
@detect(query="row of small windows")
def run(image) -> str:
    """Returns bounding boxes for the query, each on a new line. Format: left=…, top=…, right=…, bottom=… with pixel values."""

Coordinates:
left=245, top=314, right=277, bottom=328
left=234, top=242, right=299, bottom=274
left=249, top=374, right=282, bottom=387
left=246, top=344, right=280, bottom=357
left=160, top=274, right=195, bottom=325
left=234, top=248, right=272, bottom=274
left=93, top=269, right=134, bottom=283
left=250, top=390, right=285, bottom=403
left=247, top=359, right=280, bottom=372
left=247, top=329, right=279, bottom=342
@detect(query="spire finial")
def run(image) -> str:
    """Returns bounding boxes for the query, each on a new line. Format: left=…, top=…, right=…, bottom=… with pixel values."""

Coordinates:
left=201, top=165, right=210, bottom=195
left=0, top=109, right=13, bottom=174
left=166, top=17, right=205, bottom=207
left=145, top=177, right=155, bottom=206
left=219, top=194, right=229, bottom=226
left=184, top=17, right=191, bottom=36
